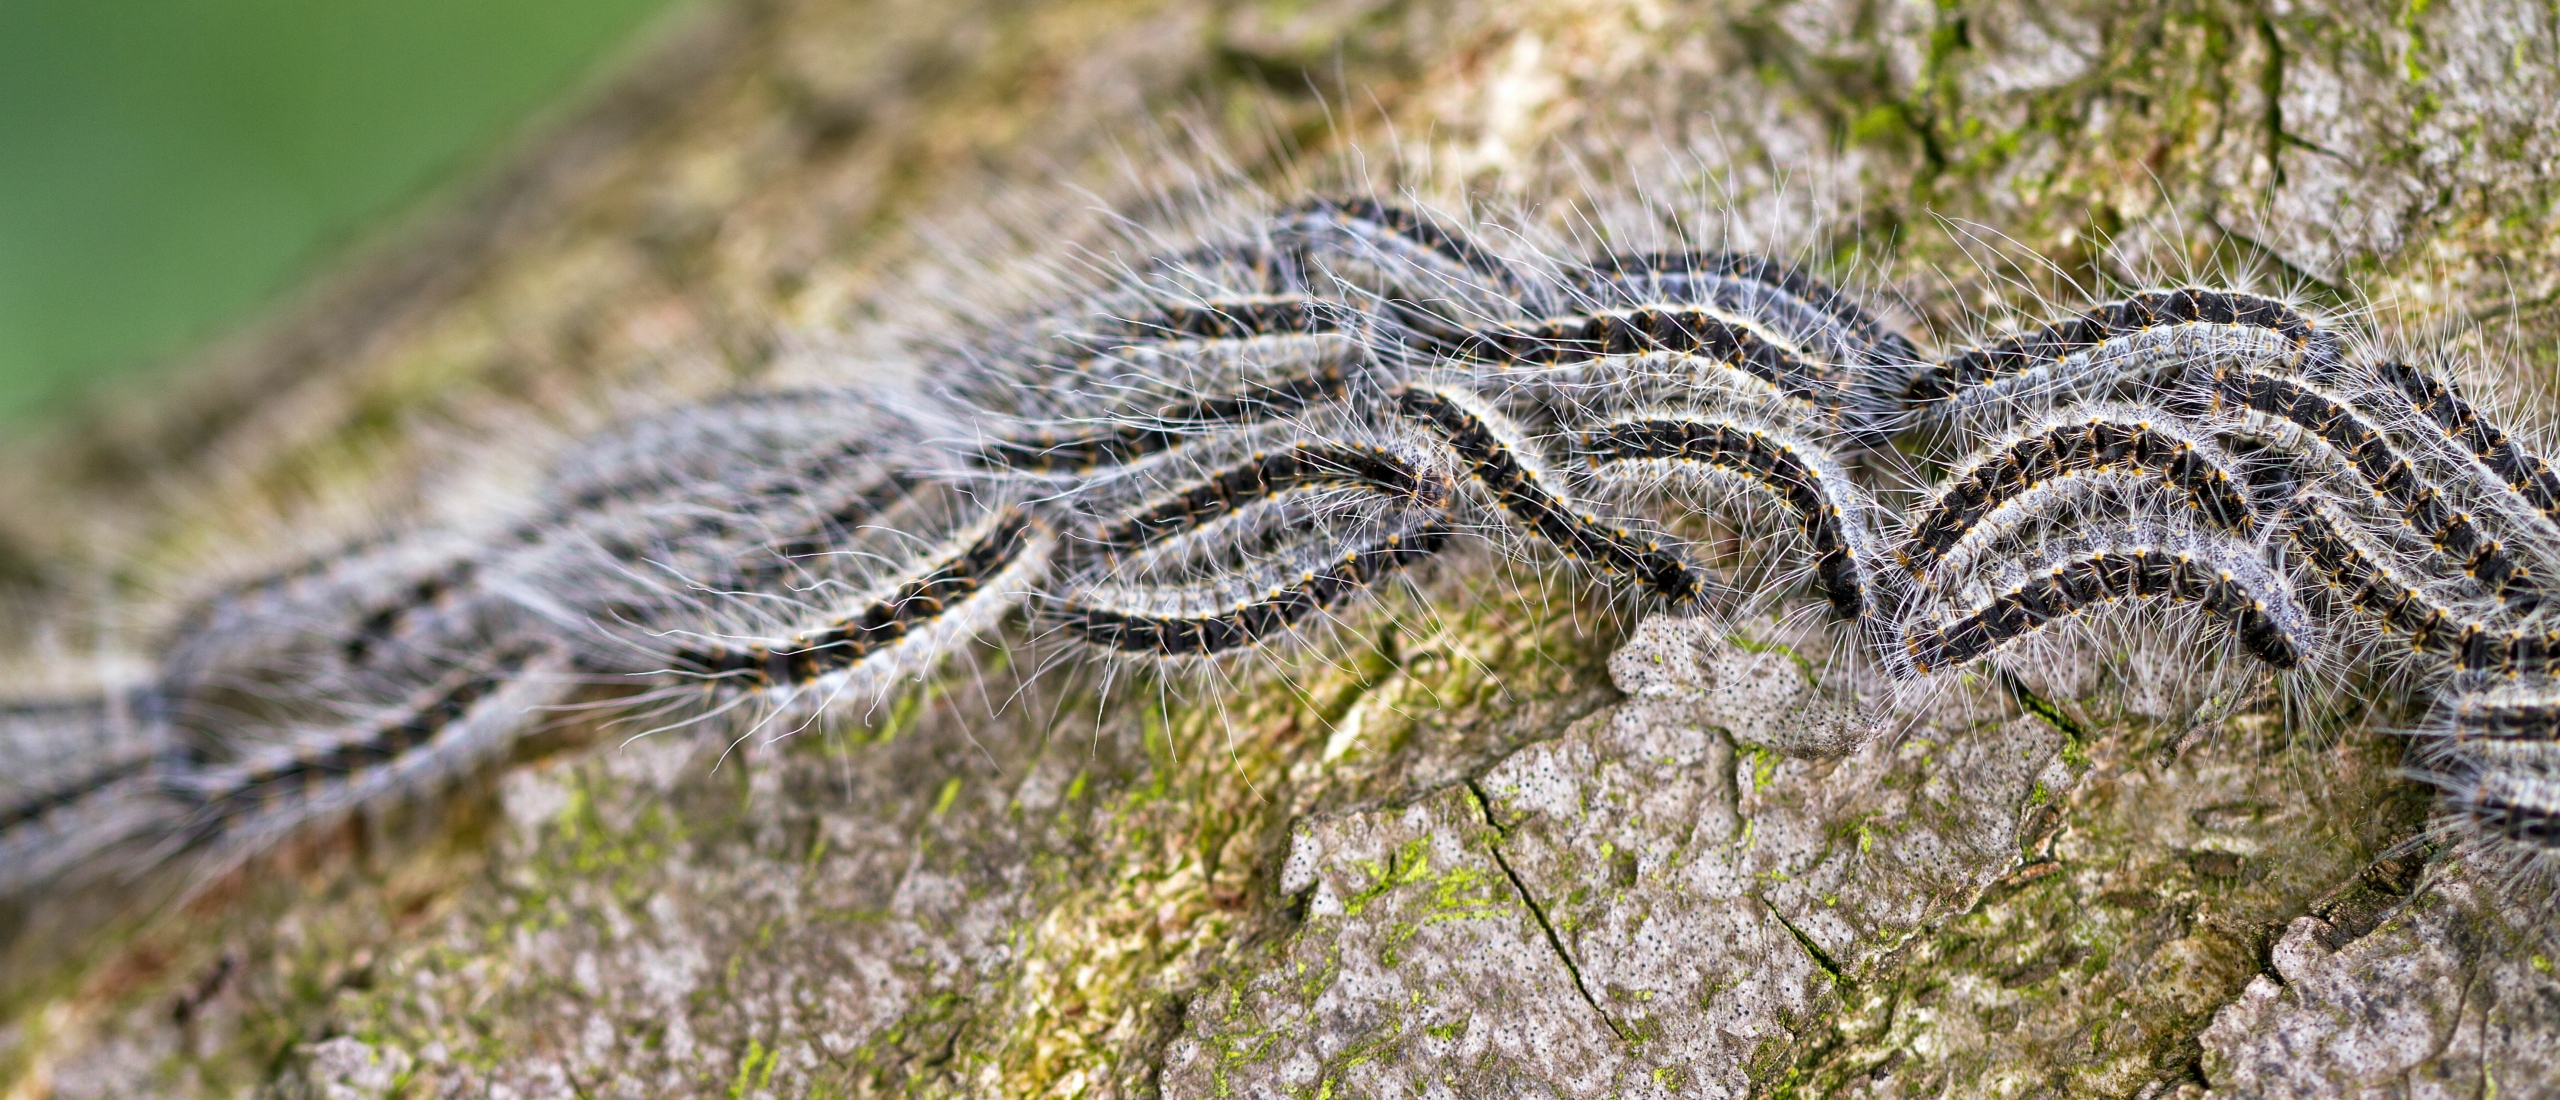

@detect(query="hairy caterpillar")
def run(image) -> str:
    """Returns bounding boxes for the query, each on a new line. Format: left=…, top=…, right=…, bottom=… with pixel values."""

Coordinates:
left=2378, top=358, right=2560, bottom=526
left=1393, top=384, right=1711, bottom=604
left=1448, top=306, right=1845, bottom=418
left=1572, top=413, right=1874, bottom=617
left=663, top=506, right=1045, bottom=689
left=6, top=184, right=2560, bottom=917
left=1906, top=288, right=2343, bottom=415
left=1057, top=517, right=1451, bottom=655
left=1078, top=441, right=1447, bottom=558
left=1897, top=409, right=2258, bottom=578
left=2199, top=367, right=2543, bottom=608
left=1896, top=536, right=2310, bottom=674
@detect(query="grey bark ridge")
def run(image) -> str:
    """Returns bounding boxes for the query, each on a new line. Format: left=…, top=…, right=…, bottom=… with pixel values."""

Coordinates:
left=1165, top=616, right=2073, bottom=1098
left=2200, top=875, right=2560, bottom=1098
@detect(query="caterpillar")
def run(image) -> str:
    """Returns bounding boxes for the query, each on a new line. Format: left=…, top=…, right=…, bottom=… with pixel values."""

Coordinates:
left=1574, top=251, right=1921, bottom=373
left=1897, top=537, right=2309, bottom=674
left=0, top=702, right=165, bottom=894
left=7, top=188, right=2560, bottom=918
left=2446, top=681, right=2560, bottom=745
left=1056, top=517, right=1452, bottom=655
left=177, top=646, right=547, bottom=833
left=663, top=506, right=1045, bottom=691
left=1906, top=288, right=2343, bottom=412
left=1078, top=442, right=1447, bottom=558
left=2377, top=358, right=2560, bottom=526
left=1447, top=306, right=1844, bottom=416
left=973, top=355, right=1360, bottom=474
left=2454, top=769, right=2560, bottom=847
left=1898, top=410, right=2258, bottom=580
left=1393, top=384, right=1709, bottom=604
left=2201, top=367, right=2543, bottom=609
left=1572, top=413, right=1874, bottom=617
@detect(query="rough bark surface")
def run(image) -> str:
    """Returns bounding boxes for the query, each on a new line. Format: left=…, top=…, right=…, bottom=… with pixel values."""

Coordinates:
left=2, top=0, right=2557, bottom=1097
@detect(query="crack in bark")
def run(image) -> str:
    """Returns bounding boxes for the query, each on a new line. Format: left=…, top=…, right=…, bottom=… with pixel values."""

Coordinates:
left=1762, top=898, right=1847, bottom=986
left=1464, top=779, right=1634, bottom=1042
left=2254, top=2, right=2289, bottom=188
left=1998, top=670, right=2092, bottom=746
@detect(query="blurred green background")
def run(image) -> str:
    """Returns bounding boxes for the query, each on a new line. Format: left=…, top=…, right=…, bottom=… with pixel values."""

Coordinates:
left=0, top=0, right=692, bottom=430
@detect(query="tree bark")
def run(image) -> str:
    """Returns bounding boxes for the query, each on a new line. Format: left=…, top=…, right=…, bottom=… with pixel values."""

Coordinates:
left=3, top=0, right=2557, bottom=1096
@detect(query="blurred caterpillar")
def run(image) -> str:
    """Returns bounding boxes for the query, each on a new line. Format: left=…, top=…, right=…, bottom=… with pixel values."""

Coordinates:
left=3, top=186, right=2556, bottom=908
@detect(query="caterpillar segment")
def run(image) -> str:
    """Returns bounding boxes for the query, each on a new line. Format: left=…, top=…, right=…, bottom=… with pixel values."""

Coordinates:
left=0, top=695, right=160, bottom=835
left=1906, top=288, right=2343, bottom=406
left=1077, top=295, right=1350, bottom=343
left=2431, top=675, right=2560, bottom=791
left=1899, top=544, right=2306, bottom=675
left=0, top=694, right=179, bottom=894
left=1042, top=296, right=1368, bottom=386
left=0, top=756, right=152, bottom=838
left=1899, top=412, right=2259, bottom=580
left=2205, top=368, right=2544, bottom=611
left=1395, top=386, right=1710, bottom=606
left=1573, top=415, right=1873, bottom=618
left=1138, top=241, right=1315, bottom=299
left=720, top=471, right=930, bottom=590
left=536, top=388, right=926, bottom=520
left=666, top=507, right=1046, bottom=691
